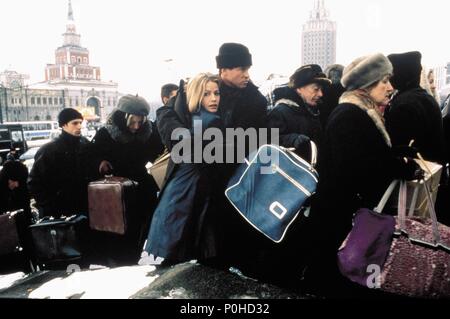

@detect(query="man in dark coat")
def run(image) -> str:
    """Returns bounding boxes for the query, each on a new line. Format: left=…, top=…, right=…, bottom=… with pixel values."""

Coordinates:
left=268, top=64, right=330, bottom=161
left=28, top=108, right=90, bottom=218
left=385, top=51, right=445, bottom=164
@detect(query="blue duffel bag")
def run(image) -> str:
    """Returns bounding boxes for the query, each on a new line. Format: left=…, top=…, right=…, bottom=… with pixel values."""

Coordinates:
left=225, top=143, right=318, bottom=243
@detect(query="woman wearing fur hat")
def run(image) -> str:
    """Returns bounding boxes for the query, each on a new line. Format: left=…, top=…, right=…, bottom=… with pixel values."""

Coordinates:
left=143, top=73, right=223, bottom=266
left=305, top=53, right=424, bottom=296
left=90, top=95, right=164, bottom=265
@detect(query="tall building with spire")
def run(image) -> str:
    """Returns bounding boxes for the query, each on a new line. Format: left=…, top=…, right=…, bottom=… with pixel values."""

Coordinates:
left=301, top=0, right=336, bottom=69
left=45, top=0, right=101, bottom=82
left=1, top=1, right=120, bottom=123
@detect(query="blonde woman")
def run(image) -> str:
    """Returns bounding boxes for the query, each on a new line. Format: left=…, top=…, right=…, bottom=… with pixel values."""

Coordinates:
left=143, top=73, right=223, bottom=266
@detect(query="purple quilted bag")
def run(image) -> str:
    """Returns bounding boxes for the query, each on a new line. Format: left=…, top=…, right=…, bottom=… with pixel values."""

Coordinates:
left=338, top=180, right=450, bottom=298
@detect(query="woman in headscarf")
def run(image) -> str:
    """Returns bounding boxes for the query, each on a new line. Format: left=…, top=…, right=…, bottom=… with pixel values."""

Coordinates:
left=90, top=95, right=164, bottom=265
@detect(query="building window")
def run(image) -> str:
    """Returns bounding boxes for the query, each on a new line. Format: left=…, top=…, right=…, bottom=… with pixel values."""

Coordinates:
left=60, top=98, right=63, bottom=105
left=31, top=97, right=35, bottom=105
left=37, top=98, right=41, bottom=105
left=43, top=97, right=47, bottom=105
left=54, top=98, right=58, bottom=105
left=49, top=98, right=53, bottom=105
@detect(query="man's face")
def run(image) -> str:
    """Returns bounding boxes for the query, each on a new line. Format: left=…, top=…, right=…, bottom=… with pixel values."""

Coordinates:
left=220, top=66, right=250, bottom=89
left=62, top=119, right=83, bottom=136
left=296, top=83, right=324, bottom=107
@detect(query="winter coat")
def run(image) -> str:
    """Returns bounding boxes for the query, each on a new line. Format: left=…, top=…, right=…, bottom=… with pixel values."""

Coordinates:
left=312, top=91, right=419, bottom=251
left=218, top=81, right=268, bottom=131
left=385, top=88, right=445, bottom=164
left=320, top=82, right=346, bottom=128
left=28, top=131, right=90, bottom=218
left=91, top=120, right=163, bottom=182
left=267, top=87, right=322, bottom=160
left=145, top=108, right=223, bottom=262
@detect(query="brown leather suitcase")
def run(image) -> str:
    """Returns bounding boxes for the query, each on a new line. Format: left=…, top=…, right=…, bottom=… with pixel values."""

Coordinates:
left=0, top=210, right=22, bottom=256
left=88, top=176, right=137, bottom=235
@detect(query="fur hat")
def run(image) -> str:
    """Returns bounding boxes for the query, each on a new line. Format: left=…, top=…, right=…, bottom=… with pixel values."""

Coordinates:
left=117, top=94, right=150, bottom=116
left=388, top=51, right=422, bottom=92
left=341, top=53, right=393, bottom=90
left=289, top=64, right=331, bottom=89
left=216, top=43, right=252, bottom=69
left=58, top=108, right=83, bottom=127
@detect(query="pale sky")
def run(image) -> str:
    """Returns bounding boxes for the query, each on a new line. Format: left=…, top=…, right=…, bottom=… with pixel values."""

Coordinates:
left=1, top=0, right=449, bottom=103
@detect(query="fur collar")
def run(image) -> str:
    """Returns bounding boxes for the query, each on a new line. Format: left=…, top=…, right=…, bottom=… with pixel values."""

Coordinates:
left=275, top=98, right=300, bottom=108
left=105, top=119, right=152, bottom=144
left=339, top=91, right=392, bottom=147
left=275, top=98, right=320, bottom=117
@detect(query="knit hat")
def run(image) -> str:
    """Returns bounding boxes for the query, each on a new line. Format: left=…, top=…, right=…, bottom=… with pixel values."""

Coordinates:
left=216, top=43, right=252, bottom=69
left=289, top=64, right=331, bottom=89
left=58, top=108, right=83, bottom=127
left=341, top=53, right=393, bottom=91
left=117, top=94, right=150, bottom=116
left=388, top=51, right=422, bottom=92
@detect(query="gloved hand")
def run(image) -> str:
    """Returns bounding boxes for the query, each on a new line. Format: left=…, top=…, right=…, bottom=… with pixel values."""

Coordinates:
left=398, top=157, right=424, bottom=181
left=99, top=160, right=113, bottom=175
left=391, top=145, right=419, bottom=159
left=293, top=134, right=311, bottom=151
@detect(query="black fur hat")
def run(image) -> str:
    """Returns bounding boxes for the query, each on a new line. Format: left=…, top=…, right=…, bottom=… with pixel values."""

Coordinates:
left=216, top=43, right=252, bottom=69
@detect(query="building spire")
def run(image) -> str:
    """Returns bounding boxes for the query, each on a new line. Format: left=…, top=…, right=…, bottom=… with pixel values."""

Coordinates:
left=68, top=0, right=74, bottom=21
left=63, top=0, right=81, bottom=47
left=311, top=0, right=329, bottom=20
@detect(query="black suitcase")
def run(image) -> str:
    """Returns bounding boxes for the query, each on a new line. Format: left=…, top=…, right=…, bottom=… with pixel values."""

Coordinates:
left=29, top=215, right=88, bottom=265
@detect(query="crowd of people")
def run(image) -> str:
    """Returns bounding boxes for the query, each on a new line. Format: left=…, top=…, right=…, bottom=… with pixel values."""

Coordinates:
left=1, top=42, right=449, bottom=297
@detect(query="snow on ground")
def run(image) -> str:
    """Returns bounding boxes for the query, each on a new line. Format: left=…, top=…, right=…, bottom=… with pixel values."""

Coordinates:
left=28, top=265, right=158, bottom=299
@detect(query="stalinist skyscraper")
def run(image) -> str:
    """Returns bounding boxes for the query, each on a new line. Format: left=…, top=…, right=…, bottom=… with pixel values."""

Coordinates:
left=302, top=0, right=336, bottom=69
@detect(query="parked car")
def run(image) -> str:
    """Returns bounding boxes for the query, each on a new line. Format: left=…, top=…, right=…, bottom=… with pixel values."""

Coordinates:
left=19, top=147, right=40, bottom=172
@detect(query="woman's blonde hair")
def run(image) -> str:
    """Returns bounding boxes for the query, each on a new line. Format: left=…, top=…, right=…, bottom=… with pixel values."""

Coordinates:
left=186, top=73, right=220, bottom=113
